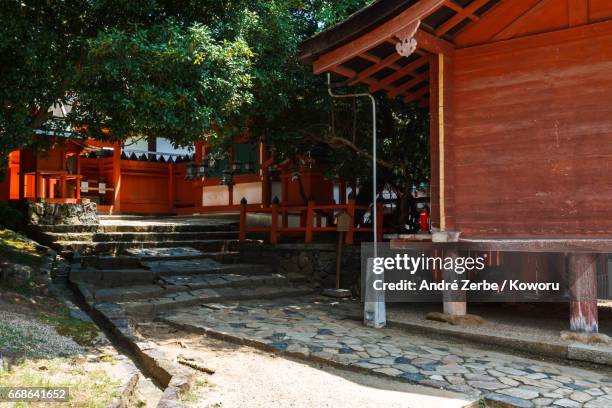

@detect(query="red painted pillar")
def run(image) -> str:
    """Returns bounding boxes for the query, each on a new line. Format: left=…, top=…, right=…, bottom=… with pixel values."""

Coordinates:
left=239, top=199, right=247, bottom=241
left=270, top=202, right=278, bottom=244
left=34, top=171, right=40, bottom=201
left=18, top=151, right=25, bottom=200
left=112, top=143, right=122, bottom=212
left=346, top=198, right=355, bottom=245
left=376, top=201, right=384, bottom=242
left=305, top=200, right=314, bottom=243
left=569, top=253, right=598, bottom=333
left=168, top=163, right=175, bottom=212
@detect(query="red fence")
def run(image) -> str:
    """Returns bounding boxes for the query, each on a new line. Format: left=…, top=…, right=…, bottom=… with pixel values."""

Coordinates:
left=239, top=199, right=383, bottom=245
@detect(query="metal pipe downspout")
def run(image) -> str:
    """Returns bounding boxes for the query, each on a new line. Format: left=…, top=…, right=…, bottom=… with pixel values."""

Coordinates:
left=326, top=74, right=377, bottom=252
left=327, top=73, right=385, bottom=328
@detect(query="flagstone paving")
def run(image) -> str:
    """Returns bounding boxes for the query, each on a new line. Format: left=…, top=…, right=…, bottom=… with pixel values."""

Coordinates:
left=161, top=296, right=612, bottom=408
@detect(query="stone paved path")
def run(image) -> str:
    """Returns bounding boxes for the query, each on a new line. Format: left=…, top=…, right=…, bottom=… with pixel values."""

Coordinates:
left=161, top=296, right=612, bottom=408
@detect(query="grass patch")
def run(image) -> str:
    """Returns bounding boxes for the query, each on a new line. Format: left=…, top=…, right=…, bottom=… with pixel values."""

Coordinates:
left=0, top=356, right=121, bottom=407
left=0, top=229, right=45, bottom=268
left=39, top=312, right=100, bottom=348
left=181, top=375, right=215, bottom=405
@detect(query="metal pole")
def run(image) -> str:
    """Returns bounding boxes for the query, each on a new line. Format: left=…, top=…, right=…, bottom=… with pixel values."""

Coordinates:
left=327, top=74, right=385, bottom=328
left=326, top=74, right=377, bottom=253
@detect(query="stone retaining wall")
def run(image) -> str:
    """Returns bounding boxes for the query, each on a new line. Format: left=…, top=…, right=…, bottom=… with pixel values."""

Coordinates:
left=237, top=243, right=362, bottom=294
left=27, top=202, right=99, bottom=225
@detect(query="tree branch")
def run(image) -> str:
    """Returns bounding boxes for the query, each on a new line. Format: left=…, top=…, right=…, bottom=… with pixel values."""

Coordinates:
left=28, top=109, right=53, bottom=130
left=307, top=132, right=395, bottom=169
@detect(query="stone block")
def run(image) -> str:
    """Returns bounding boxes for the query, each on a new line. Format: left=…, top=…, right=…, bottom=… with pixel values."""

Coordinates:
left=484, top=393, right=534, bottom=408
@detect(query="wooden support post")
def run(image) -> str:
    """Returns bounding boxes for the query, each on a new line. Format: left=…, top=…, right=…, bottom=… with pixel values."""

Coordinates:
left=18, top=155, right=25, bottom=201
left=305, top=200, right=314, bottom=243
left=60, top=175, right=67, bottom=199
left=270, top=202, right=278, bottom=244
left=336, top=232, right=344, bottom=289
left=76, top=155, right=81, bottom=202
left=168, top=163, right=175, bottom=211
left=346, top=198, right=356, bottom=245
left=239, top=198, right=247, bottom=241
left=112, top=143, right=122, bottom=212
left=260, top=142, right=271, bottom=208
left=443, top=245, right=466, bottom=316
left=569, top=253, right=599, bottom=333
left=376, top=201, right=384, bottom=242
left=34, top=171, right=40, bottom=201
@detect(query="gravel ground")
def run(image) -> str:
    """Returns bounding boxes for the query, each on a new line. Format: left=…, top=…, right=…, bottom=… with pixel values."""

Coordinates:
left=187, top=345, right=471, bottom=408
left=0, top=310, right=83, bottom=357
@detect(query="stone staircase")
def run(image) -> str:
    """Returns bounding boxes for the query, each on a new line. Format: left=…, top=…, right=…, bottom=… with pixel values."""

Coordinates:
left=32, top=215, right=242, bottom=256
left=46, top=215, right=313, bottom=317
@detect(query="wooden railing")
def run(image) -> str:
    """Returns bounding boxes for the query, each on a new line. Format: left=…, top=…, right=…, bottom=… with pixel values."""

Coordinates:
left=239, top=199, right=383, bottom=245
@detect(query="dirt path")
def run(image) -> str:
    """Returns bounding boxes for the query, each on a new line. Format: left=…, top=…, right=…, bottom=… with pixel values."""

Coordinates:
left=136, top=322, right=471, bottom=408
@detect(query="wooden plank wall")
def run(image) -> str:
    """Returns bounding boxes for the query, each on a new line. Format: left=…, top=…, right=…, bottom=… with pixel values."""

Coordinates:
left=451, top=20, right=612, bottom=237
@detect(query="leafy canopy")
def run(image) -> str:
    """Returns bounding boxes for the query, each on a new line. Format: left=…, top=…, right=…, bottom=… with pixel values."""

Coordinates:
left=0, top=0, right=430, bottom=225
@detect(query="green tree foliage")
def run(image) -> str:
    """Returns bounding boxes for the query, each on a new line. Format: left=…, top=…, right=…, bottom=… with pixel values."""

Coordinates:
left=0, top=0, right=429, bottom=227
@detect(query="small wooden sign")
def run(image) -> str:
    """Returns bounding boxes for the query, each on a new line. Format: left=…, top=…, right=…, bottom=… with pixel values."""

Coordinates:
left=336, top=210, right=352, bottom=232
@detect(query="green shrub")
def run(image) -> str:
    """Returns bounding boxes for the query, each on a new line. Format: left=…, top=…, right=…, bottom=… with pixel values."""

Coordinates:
left=0, top=202, right=23, bottom=230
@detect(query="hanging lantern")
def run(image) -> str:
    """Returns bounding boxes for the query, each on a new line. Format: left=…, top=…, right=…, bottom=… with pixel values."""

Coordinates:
left=197, top=161, right=210, bottom=179
left=185, top=162, right=196, bottom=180
left=243, top=161, right=254, bottom=173
left=220, top=169, right=234, bottom=186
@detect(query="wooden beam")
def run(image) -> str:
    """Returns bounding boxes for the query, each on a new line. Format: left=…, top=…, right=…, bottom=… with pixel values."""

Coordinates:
left=330, top=65, right=376, bottom=85
left=435, top=0, right=489, bottom=36
left=313, top=0, right=446, bottom=74
left=441, top=0, right=480, bottom=20
left=414, top=29, right=456, bottom=55
left=492, top=0, right=553, bottom=41
left=369, top=56, right=430, bottom=93
left=360, top=52, right=402, bottom=70
left=402, top=86, right=429, bottom=103
left=454, top=0, right=543, bottom=47
left=349, top=51, right=403, bottom=85
left=389, top=72, right=429, bottom=97
left=568, top=0, right=588, bottom=27
left=442, top=0, right=464, bottom=14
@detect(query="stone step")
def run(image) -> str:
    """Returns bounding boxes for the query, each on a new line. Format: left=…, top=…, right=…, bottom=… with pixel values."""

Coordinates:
left=34, top=223, right=238, bottom=234
left=53, top=239, right=237, bottom=255
left=141, top=259, right=273, bottom=276
left=90, top=273, right=290, bottom=302
left=77, top=251, right=240, bottom=269
left=119, top=284, right=314, bottom=316
left=70, top=262, right=272, bottom=287
left=44, top=231, right=239, bottom=243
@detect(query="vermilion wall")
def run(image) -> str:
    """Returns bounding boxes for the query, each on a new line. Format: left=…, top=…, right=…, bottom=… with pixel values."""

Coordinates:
left=451, top=21, right=612, bottom=237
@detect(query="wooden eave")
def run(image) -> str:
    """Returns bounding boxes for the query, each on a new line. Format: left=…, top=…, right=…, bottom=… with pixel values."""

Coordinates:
left=300, top=0, right=609, bottom=105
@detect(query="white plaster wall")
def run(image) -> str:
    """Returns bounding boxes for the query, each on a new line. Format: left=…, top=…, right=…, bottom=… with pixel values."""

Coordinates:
left=203, top=185, right=229, bottom=207
left=233, top=182, right=262, bottom=205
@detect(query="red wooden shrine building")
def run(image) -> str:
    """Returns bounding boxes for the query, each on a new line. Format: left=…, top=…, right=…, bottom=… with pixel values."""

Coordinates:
left=300, top=0, right=612, bottom=333
left=0, top=135, right=338, bottom=215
